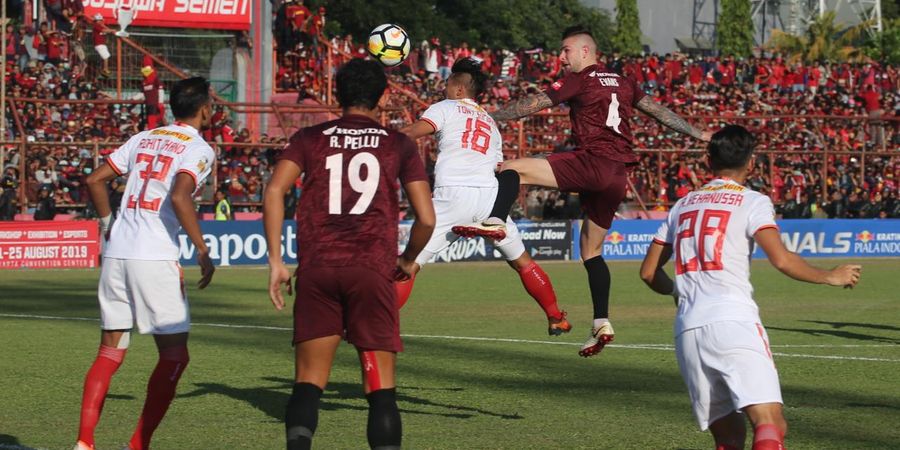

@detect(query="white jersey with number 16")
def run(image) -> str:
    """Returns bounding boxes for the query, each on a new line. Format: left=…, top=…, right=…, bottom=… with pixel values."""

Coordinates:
left=653, top=178, right=778, bottom=336
left=104, top=123, right=215, bottom=261
left=421, top=98, right=503, bottom=188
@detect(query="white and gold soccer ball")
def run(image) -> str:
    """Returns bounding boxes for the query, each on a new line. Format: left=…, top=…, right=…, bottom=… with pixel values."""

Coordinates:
left=367, top=24, right=411, bottom=67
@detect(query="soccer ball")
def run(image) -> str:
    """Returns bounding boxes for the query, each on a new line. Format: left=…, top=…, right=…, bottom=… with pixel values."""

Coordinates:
left=367, top=24, right=411, bottom=67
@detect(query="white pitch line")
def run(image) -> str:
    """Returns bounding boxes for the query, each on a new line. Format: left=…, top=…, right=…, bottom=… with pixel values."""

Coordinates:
left=2, top=313, right=898, bottom=362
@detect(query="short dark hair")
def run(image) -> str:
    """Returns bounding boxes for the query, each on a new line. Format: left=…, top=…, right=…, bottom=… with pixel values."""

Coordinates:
left=562, top=25, right=594, bottom=41
left=336, top=59, right=387, bottom=110
left=449, top=58, right=488, bottom=100
left=170, top=77, right=211, bottom=120
left=707, top=125, right=757, bottom=171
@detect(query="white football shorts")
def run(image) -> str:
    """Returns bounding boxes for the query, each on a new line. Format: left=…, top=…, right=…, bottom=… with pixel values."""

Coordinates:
left=94, top=44, right=110, bottom=60
left=675, top=320, right=783, bottom=430
left=98, top=258, right=190, bottom=334
left=415, top=186, right=525, bottom=266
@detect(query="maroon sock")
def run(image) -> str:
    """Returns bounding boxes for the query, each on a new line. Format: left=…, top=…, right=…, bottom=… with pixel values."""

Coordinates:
left=78, top=345, right=127, bottom=447
left=518, top=262, right=562, bottom=319
left=752, top=424, right=785, bottom=450
left=128, top=346, right=189, bottom=450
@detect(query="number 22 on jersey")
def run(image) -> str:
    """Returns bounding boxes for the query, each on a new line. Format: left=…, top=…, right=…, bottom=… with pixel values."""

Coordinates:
left=126, top=153, right=173, bottom=212
left=325, top=152, right=380, bottom=214
left=674, top=209, right=731, bottom=275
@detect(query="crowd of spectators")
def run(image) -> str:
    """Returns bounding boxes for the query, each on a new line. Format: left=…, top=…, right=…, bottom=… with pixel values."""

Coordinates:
left=275, top=32, right=899, bottom=219
left=2, top=6, right=897, bottom=220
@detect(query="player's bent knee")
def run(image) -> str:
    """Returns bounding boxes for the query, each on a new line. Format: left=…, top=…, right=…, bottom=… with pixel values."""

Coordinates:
left=159, top=345, right=189, bottom=364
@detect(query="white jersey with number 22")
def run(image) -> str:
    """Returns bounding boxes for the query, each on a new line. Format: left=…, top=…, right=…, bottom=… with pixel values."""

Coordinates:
left=421, top=98, right=503, bottom=188
left=654, top=178, right=778, bottom=336
left=104, top=123, right=215, bottom=261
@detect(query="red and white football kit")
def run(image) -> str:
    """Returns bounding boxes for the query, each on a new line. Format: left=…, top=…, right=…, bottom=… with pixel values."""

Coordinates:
left=100, top=122, right=215, bottom=334
left=654, top=178, right=783, bottom=430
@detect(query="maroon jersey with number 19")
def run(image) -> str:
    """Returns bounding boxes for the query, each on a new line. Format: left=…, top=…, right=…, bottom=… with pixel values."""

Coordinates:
left=277, top=114, right=427, bottom=277
left=545, top=64, right=645, bottom=163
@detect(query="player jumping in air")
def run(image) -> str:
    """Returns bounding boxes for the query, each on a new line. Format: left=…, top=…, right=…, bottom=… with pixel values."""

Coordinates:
left=75, top=77, right=217, bottom=450
left=397, top=58, right=572, bottom=335
left=640, top=125, right=861, bottom=450
left=454, top=25, right=711, bottom=357
left=264, top=59, right=436, bottom=450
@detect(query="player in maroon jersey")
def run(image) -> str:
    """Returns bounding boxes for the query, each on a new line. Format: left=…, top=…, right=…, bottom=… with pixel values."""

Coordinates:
left=454, top=25, right=711, bottom=358
left=263, top=59, right=435, bottom=450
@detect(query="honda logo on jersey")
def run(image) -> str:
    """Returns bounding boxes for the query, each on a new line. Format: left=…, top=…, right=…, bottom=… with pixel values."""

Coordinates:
left=322, top=126, right=389, bottom=136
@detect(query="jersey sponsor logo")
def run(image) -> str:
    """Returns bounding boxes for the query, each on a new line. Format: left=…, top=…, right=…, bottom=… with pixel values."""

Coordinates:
left=588, top=71, right=621, bottom=78
left=322, top=126, right=389, bottom=136
left=150, top=129, right=194, bottom=141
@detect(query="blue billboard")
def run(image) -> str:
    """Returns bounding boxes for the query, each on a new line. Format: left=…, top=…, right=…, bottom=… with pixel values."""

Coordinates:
left=575, top=219, right=900, bottom=261
left=177, top=219, right=899, bottom=266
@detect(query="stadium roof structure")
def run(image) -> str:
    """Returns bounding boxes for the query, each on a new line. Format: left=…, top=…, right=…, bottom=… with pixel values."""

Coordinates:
left=674, top=36, right=715, bottom=54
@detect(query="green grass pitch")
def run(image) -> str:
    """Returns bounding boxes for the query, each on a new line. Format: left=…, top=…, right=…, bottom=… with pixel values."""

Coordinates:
left=1, top=259, right=898, bottom=449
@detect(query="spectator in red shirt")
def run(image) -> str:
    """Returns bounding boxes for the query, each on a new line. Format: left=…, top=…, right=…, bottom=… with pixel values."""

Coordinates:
left=91, top=14, right=111, bottom=76
left=141, top=55, right=164, bottom=129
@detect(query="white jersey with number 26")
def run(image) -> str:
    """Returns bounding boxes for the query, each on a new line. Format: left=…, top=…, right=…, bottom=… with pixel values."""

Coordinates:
left=421, top=98, right=503, bottom=188
left=104, top=123, right=215, bottom=261
left=654, top=178, right=778, bottom=336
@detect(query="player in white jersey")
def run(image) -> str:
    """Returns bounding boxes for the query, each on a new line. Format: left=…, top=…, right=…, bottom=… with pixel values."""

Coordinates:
left=397, top=58, right=571, bottom=335
left=640, top=125, right=861, bottom=450
left=74, top=77, right=217, bottom=450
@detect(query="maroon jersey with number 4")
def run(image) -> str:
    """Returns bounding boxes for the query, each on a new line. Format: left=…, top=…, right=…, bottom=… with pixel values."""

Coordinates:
left=545, top=64, right=645, bottom=163
left=278, top=114, right=427, bottom=277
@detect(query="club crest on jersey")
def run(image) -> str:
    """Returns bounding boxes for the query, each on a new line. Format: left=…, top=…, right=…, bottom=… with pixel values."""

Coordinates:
left=197, top=159, right=208, bottom=173
left=551, top=81, right=563, bottom=91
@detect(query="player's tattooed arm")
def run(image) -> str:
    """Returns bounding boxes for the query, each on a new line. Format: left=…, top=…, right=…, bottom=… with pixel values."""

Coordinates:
left=490, top=92, right=554, bottom=122
left=635, top=96, right=709, bottom=141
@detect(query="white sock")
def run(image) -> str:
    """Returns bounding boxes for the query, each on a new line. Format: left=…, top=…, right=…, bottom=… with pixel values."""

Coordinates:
left=592, top=318, right=610, bottom=328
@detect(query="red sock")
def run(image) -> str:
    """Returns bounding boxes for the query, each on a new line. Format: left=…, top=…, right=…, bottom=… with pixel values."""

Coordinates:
left=78, top=345, right=127, bottom=447
left=752, top=424, right=785, bottom=450
left=518, top=262, right=562, bottom=319
left=128, top=346, right=189, bottom=450
left=395, top=273, right=416, bottom=310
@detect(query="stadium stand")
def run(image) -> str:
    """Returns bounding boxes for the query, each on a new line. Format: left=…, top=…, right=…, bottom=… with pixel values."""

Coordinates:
left=0, top=3, right=896, bottom=220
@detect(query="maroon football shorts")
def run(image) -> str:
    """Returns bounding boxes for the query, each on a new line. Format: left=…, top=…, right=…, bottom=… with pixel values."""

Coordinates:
left=547, top=150, right=628, bottom=229
left=293, top=266, right=402, bottom=352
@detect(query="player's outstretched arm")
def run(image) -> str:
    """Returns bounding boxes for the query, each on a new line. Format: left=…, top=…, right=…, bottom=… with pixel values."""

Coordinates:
left=399, top=120, right=437, bottom=140
left=396, top=180, right=435, bottom=279
left=635, top=96, right=711, bottom=141
left=640, top=242, right=679, bottom=305
left=755, top=227, right=862, bottom=288
left=263, top=159, right=302, bottom=310
left=171, top=173, right=214, bottom=289
left=490, top=92, right=554, bottom=122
